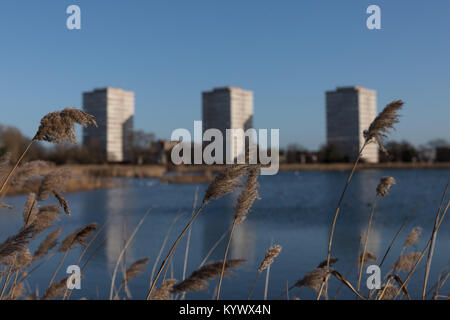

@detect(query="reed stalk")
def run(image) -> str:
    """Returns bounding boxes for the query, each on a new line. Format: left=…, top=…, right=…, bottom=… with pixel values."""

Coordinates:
left=0, top=266, right=13, bottom=300
left=379, top=209, right=415, bottom=268
left=0, top=140, right=34, bottom=196
left=318, top=100, right=403, bottom=299
left=393, top=199, right=449, bottom=299
left=357, top=197, right=377, bottom=293
left=247, top=273, right=261, bottom=300
left=317, top=143, right=366, bottom=299
left=181, top=187, right=198, bottom=300
left=48, top=250, right=69, bottom=287
left=199, top=227, right=230, bottom=268
left=264, top=264, right=271, bottom=300
left=146, top=201, right=206, bottom=299
left=216, top=220, right=237, bottom=300
left=421, top=180, right=449, bottom=299
left=63, top=221, right=107, bottom=300
left=109, top=209, right=151, bottom=300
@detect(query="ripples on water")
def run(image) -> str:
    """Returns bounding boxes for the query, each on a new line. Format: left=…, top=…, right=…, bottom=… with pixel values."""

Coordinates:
left=1, top=169, right=449, bottom=299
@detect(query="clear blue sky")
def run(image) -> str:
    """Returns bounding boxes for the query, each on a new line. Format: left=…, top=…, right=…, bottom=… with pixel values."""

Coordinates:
left=0, top=0, right=449, bottom=149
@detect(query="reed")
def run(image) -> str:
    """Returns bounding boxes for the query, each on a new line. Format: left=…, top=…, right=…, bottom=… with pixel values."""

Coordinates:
left=379, top=209, right=415, bottom=268
left=109, top=209, right=151, bottom=300
left=172, top=259, right=245, bottom=294
left=421, top=180, right=449, bottom=299
left=392, top=193, right=449, bottom=299
left=216, top=165, right=260, bottom=300
left=0, top=108, right=96, bottom=197
left=146, top=164, right=250, bottom=299
left=113, top=258, right=150, bottom=299
left=357, top=177, right=395, bottom=293
left=2, top=101, right=450, bottom=301
left=32, top=228, right=62, bottom=263
left=318, top=101, right=403, bottom=299
left=248, top=244, right=282, bottom=300
left=180, top=187, right=199, bottom=300
left=48, top=223, right=97, bottom=287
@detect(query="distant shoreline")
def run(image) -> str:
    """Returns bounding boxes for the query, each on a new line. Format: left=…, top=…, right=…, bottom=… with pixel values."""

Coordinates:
left=5, top=162, right=449, bottom=196
left=57, top=162, right=450, bottom=177
left=278, top=162, right=450, bottom=171
left=60, top=161, right=450, bottom=178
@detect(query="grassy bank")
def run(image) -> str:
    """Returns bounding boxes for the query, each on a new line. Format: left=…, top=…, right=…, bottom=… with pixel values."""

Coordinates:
left=5, top=162, right=449, bottom=195
left=53, top=161, right=450, bottom=178
left=279, top=162, right=450, bottom=171
left=5, top=175, right=118, bottom=196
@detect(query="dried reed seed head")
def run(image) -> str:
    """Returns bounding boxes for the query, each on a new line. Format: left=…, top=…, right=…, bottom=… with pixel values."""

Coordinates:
left=0, top=255, right=16, bottom=266
left=403, top=226, right=422, bottom=247
left=363, top=100, right=403, bottom=154
left=172, top=259, right=245, bottom=293
left=376, top=176, right=396, bottom=197
left=317, top=258, right=338, bottom=268
left=377, top=283, right=398, bottom=300
left=258, top=244, right=282, bottom=273
left=190, top=259, right=245, bottom=280
left=33, top=227, right=62, bottom=263
left=9, top=281, right=25, bottom=300
left=24, top=293, right=37, bottom=300
left=42, top=277, right=68, bottom=300
left=30, top=205, right=62, bottom=236
left=295, top=267, right=331, bottom=293
left=53, top=191, right=70, bottom=216
left=150, top=279, right=177, bottom=300
left=15, top=248, right=32, bottom=268
left=34, top=108, right=97, bottom=144
left=38, top=204, right=62, bottom=215
left=10, top=160, right=49, bottom=190
left=0, top=226, right=34, bottom=265
left=22, top=193, right=38, bottom=227
left=203, top=164, right=251, bottom=203
left=58, top=223, right=98, bottom=252
left=234, top=166, right=261, bottom=225
left=123, top=257, right=150, bottom=284
left=38, top=168, right=71, bottom=201
left=359, top=251, right=377, bottom=264
left=172, top=278, right=208, bottom=294
left=392, top=252, right=421, bottom=272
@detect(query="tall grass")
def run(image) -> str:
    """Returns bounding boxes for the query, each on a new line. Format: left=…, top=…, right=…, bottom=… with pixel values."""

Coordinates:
left=0, top=104, right=449, bottom=300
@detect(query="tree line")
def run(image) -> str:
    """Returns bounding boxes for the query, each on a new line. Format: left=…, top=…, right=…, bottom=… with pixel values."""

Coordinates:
left=1, top=123, right=449, bottom=165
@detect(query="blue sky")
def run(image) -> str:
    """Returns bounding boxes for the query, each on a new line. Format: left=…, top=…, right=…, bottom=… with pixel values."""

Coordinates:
left=0, top=0, right=449, bottom=149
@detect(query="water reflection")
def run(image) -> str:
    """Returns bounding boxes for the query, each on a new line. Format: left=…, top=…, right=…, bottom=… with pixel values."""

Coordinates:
left=231, top=222, right=256, bottom=264
left=199, top=191, right=257, bottom=265
left=83, top=182, right=139, bottom=270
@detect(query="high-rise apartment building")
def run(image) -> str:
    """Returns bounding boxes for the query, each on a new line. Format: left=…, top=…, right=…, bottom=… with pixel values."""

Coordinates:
left=326, top=86, right=378, bottom=163
left=83, top=87, right=134, bottom=162
left=202, top=87, right=254, bottom=161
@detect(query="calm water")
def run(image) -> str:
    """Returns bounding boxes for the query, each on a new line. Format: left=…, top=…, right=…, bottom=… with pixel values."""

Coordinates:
left=1, top=169, right=449, bottom=300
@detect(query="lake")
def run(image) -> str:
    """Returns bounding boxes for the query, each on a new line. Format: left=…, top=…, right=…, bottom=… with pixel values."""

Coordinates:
left=1, top=169, right=449, bottom=300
